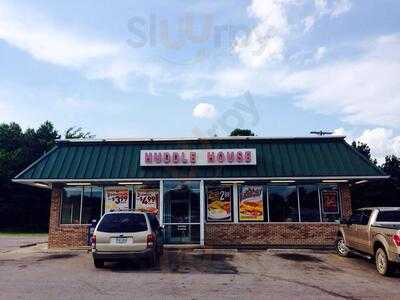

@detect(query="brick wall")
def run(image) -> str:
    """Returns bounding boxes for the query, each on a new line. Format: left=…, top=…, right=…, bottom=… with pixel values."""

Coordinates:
left=48, top=186, right=89, bottom=248
left=205, top=184, right=352, bottom=247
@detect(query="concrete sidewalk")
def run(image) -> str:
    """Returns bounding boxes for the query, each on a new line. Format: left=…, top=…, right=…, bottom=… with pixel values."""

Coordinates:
left=0, top=234, right=48, bottom=253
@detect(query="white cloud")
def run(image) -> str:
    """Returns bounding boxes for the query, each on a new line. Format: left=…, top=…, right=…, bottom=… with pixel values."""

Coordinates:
left=314, top=46, right=327, bottom=61
left=0, top=2, right=164, bottom=91
left=304, top=0, right=352, bottom=32
left=282, top=34, right=400, bottom=127
left=357, top=128, right=400, bottom=164
left=233, top=0, right=289, bottom=68
left=333, top=127, right=400, bottom=164
left=192, top=103, right=217, bottom=119
left=331, top=0, right=352, bottom=17
left=0, top=2, right=119, bottom=68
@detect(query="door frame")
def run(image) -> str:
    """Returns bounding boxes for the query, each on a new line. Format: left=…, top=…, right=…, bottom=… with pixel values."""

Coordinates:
left=159, top=179, right=204, bottom=246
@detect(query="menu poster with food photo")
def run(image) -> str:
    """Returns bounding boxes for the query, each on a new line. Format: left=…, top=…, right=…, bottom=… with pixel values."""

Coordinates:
left=239, top=185, right=264, bottom=221
left=105, top=188, right=129, bottom=212
left=135, top=189, right=159, bottom=214
left=321, top=190, right=339, bottom=214
left=207, top=187, right=232, bottom=221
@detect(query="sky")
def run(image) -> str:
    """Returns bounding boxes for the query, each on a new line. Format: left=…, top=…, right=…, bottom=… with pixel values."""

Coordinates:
left=0, top=0, right=399, bottom=163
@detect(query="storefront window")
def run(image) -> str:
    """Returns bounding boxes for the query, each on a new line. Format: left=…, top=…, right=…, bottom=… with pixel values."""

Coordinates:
left=320, top=185, right=341, bottom=222
left=132, top=182, right=160, bottom=215
left=61, top=187, right=82, bottom=224
left=206, top=184, right=233, bottom=222
left=239, top=185, right=265, bottom=222
left=81, top=186, right=102, bottom=224
left=61, top=186, right=102, bottom=224
left=268, top=185, right=299, bottom=222
left=298, top=185, right=321, bottom=222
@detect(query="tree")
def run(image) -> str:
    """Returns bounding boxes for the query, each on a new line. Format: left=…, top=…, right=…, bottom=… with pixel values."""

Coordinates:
left=351, top=141, right=377, bottom=165
left=0, top=121, right=60, bottom=232
left=382, top=155, right=400, bottom=180
left=65, top=127, right=95, bottom=139
left=230, top=128, right=255, bottom=136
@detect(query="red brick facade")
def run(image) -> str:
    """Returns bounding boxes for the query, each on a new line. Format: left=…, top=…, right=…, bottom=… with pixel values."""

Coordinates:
left=48, top=184, right=352, bottom=248
left=48, top=186, right=89, bottom=248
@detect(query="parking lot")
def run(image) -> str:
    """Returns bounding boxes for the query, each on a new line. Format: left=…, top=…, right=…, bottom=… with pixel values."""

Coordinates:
left=0, top=239, right=399, bottom=300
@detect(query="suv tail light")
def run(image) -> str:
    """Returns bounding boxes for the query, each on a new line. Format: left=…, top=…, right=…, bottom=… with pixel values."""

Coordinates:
left=393, top=232, right=400, bottom=247
left=91, top=234, right=96, bottom=249
left=147, top=234, right=155, bottom=248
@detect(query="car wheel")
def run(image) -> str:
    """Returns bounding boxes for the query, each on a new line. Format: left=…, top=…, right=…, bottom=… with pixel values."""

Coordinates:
left=94, top=259, right=104, bottom=268
left=375, top=248, right=394, bottom=276
left=336, top=236, right=349, bottom=257
left=147, top=251, right=157, bottom=268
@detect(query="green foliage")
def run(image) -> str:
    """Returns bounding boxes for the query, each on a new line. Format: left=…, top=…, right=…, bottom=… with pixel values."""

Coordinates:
left=65, top=127, right=95, bottom=139
left=351, top=141, right=377, bottom=165
left=230, top=128, right=255, bottom=136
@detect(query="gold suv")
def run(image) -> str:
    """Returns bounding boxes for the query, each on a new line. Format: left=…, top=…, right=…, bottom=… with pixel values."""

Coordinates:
left=92, top=211, right=164, bottom=268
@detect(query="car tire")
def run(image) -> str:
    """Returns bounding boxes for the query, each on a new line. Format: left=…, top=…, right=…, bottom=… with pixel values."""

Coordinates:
left=336, top=236, right=349, bottom=257
left=147, top=251, right=157, bottom=268
left=375, top=248, right=394, bottom=276
left=94, top=259, right=105, bottom=268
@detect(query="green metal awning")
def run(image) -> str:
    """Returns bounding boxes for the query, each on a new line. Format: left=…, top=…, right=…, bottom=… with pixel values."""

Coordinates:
left=13, top=136, right=387, bottom=184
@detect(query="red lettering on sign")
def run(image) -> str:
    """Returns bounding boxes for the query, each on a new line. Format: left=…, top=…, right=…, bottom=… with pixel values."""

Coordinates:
left=181, top=152, right=188, bottom=163
left=226, top=151, right=234, bottom=162
left=207, top=152, right=215, bottom=163
left=145, top=152, right=152, bottom=163
left=190, top=152, right=196, bottom=163
left=163, top=152, right=171, bottom=163
left=172, top=152, right=180, bottom=163
left=153, top=153, right=162, bottom=163
left=244, top=151, right=252, bottom=163
left=236, top=151, right=243, bottom=162
left=217, top=151, right=225, bottom=163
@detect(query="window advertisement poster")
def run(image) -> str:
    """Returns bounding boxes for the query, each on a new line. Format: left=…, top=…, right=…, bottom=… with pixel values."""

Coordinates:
left=239, top=185, right=264, bottom=221
left=135, top=189, right=159, bottom=214
left=207, top=186, right=232, bottom=221
left=105, top=188, right=129, bottom=212
left=321, top=190, right=339, bottom=214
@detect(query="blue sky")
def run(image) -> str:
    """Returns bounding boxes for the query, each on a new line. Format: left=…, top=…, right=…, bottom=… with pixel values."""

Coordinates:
left=0, top=0, right=399, bottom=162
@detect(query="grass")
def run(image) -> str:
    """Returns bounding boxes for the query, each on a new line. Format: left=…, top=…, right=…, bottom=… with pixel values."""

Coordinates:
left=0, top=231, right=48, bottom=237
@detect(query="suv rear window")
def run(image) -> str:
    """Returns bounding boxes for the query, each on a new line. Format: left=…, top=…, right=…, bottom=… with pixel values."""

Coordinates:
left=97, top=213, right=148, bottom=233
left=376, top=211, right=400, bottom=222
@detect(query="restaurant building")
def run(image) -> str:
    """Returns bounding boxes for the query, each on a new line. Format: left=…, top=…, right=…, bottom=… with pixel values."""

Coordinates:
left=13, top=136, right=387, bottom=248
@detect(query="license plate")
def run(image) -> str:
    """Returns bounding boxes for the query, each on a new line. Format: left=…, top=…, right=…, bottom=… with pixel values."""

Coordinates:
left=114, top=237, right=127, bottom=244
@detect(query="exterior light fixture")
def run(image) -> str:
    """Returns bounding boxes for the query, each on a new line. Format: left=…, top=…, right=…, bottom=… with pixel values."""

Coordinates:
left=118, top=182, right=143, bottom=185
left=220, top=180, right=245, bottom=184
left=322, top=179, right=348, bottom=183
left=355, top=180, right=368, bottom=185
left=270, top=180, right=296, bottom=183
left=33, top=182, right=49, bottom=188
left=66, top=182, right=91, bottom=186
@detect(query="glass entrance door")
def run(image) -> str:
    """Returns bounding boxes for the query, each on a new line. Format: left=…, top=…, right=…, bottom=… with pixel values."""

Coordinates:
left=163, top=181, right=200, bottom=244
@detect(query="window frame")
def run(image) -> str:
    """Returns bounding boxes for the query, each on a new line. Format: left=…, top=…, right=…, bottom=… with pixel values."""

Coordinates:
left=205, top=184, right=234, bottom=223
left=60, top=186, right=103, bottom=225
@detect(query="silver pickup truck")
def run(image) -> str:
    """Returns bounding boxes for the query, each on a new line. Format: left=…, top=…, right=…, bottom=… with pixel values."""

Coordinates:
left=336, top=207, right=400, bottom=276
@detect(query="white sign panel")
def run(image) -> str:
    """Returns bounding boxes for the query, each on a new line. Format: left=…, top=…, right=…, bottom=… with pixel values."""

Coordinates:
left=140, top=148, right=256, bottom=166
left=104, top=187, right=129, bottom=212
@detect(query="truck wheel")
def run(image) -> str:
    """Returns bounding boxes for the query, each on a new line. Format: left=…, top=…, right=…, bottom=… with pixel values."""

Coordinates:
left=375, top=248, right=394, bottom=276
left=336, top=236, right=349, bottom=257
left=94, top=259, right=104, bottom=268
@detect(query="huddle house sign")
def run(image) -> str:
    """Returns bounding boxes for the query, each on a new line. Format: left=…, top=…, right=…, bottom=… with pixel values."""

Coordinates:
left=140, top=149, right=257, bottom=166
